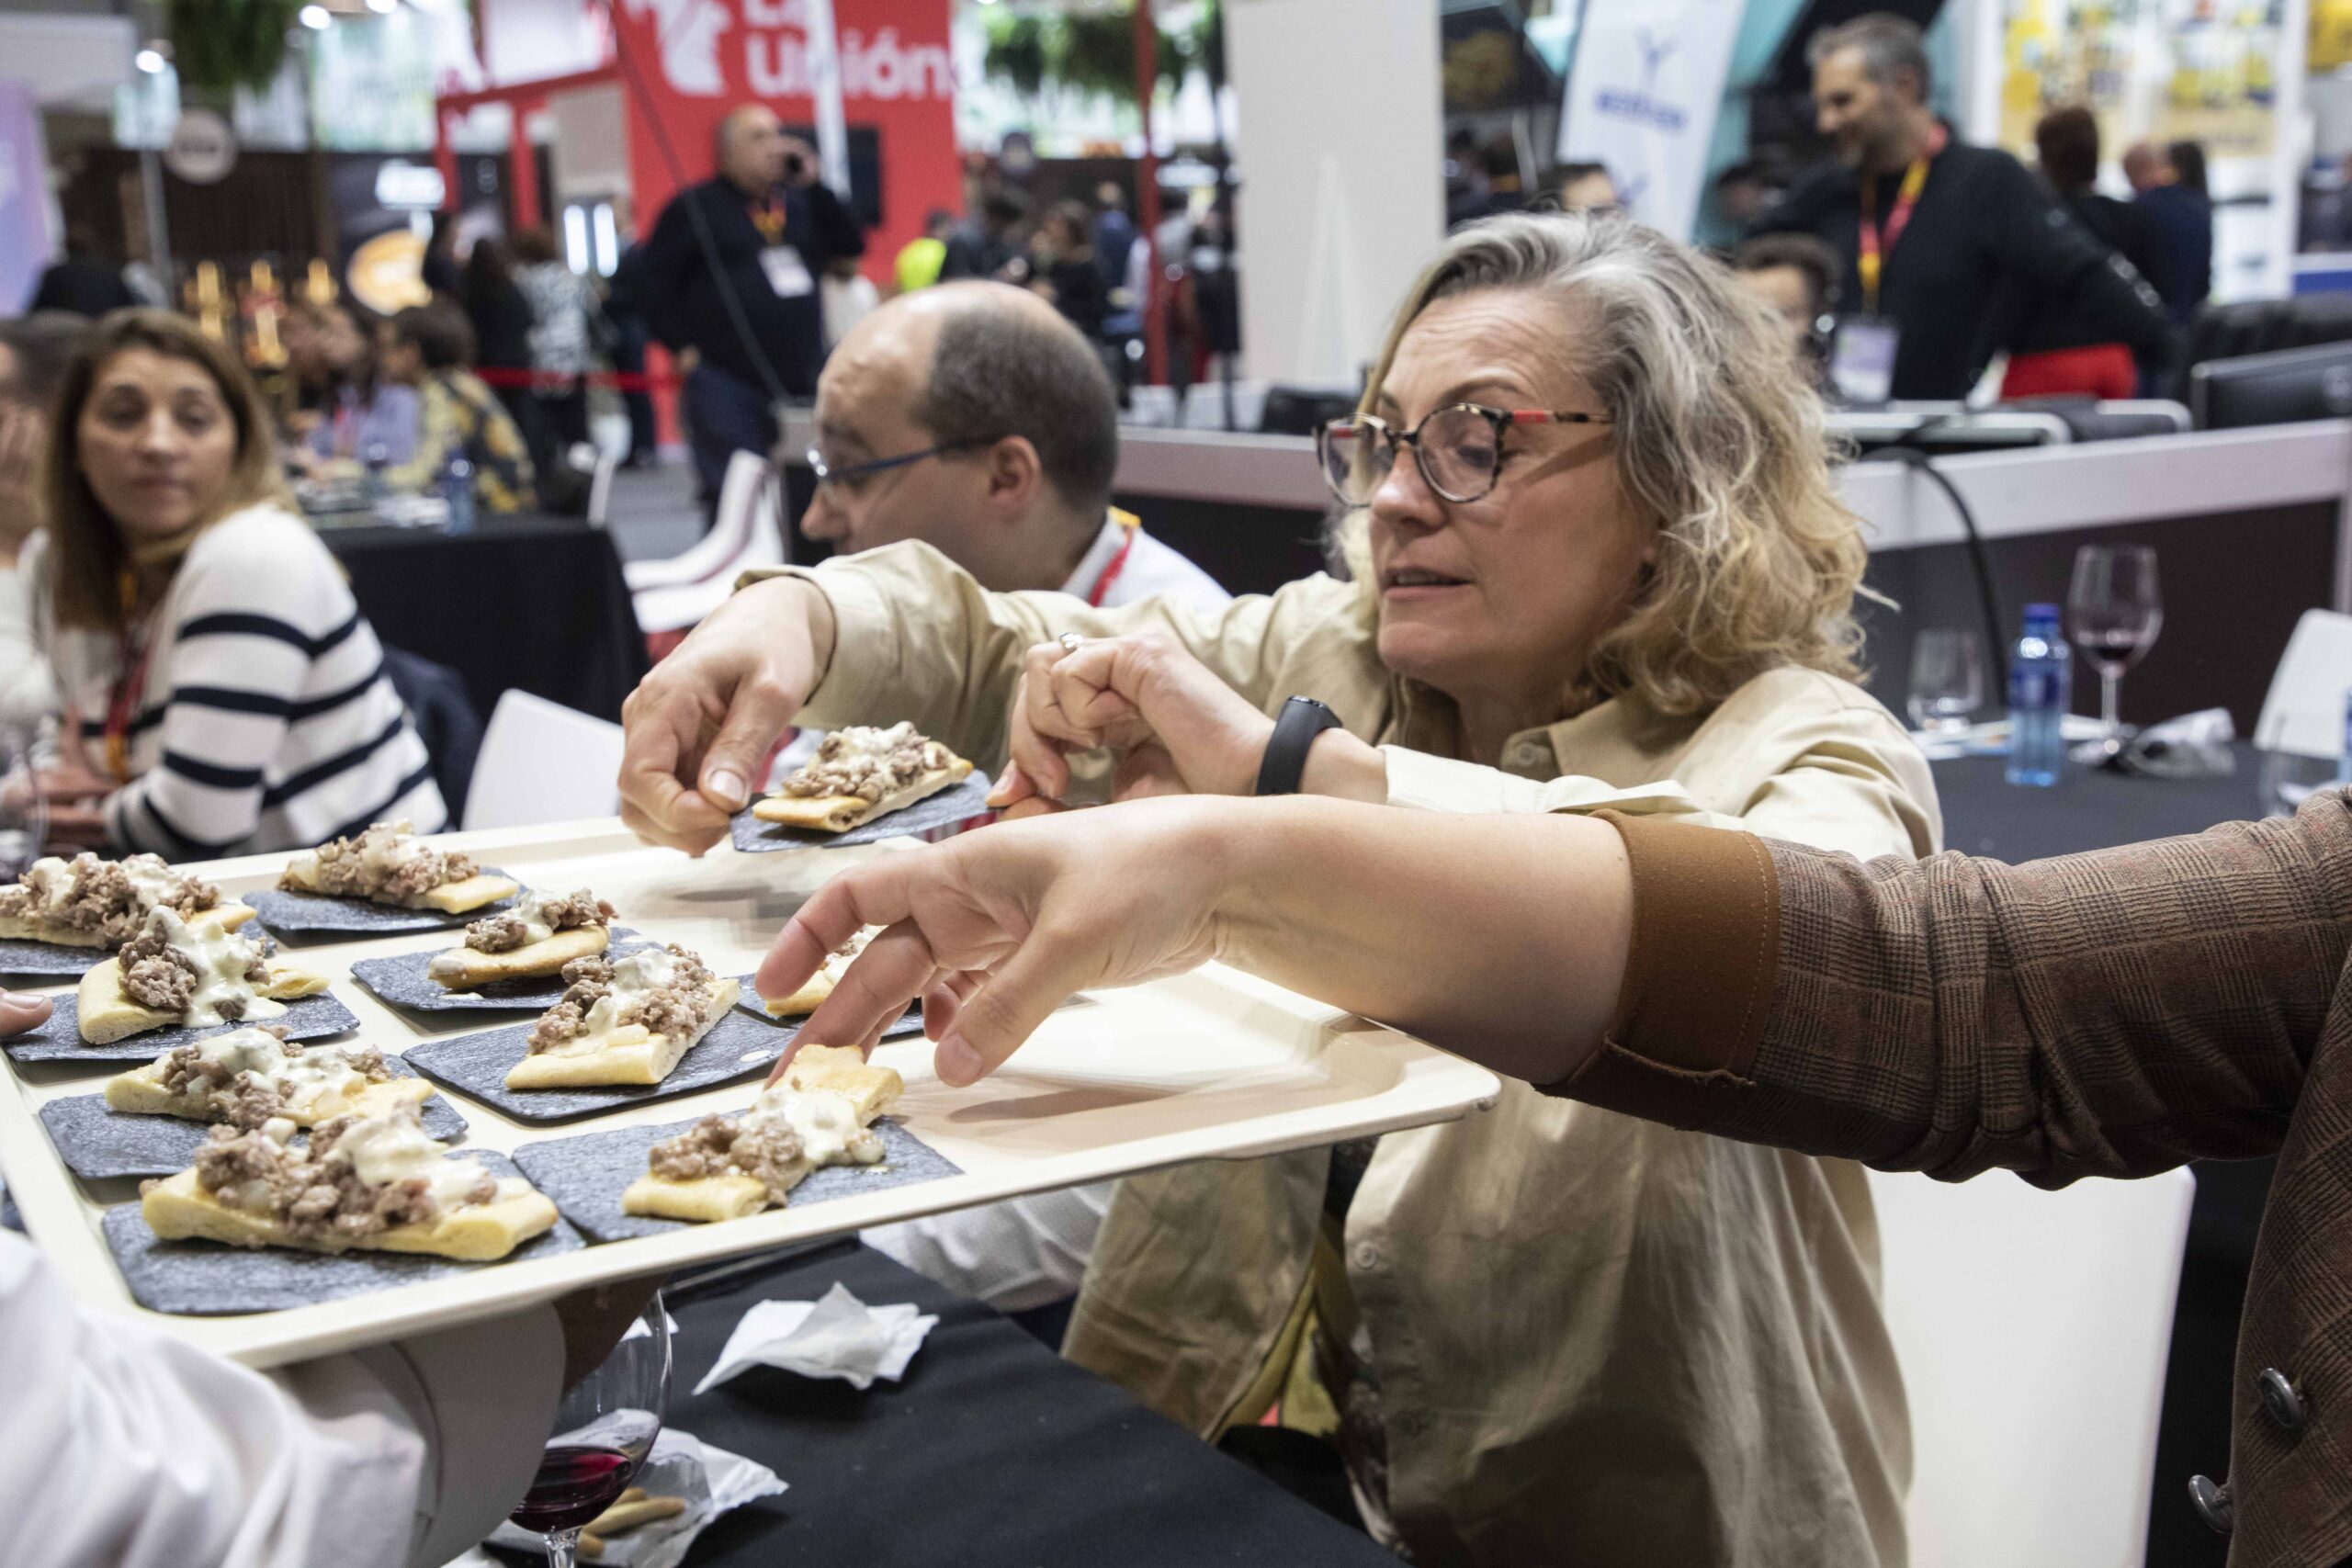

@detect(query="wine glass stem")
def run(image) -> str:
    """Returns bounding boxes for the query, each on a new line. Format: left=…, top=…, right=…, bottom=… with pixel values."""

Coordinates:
left=2101, top=669, right=2123, bottom=740
left=540, top=1527, right=582, bottom=1567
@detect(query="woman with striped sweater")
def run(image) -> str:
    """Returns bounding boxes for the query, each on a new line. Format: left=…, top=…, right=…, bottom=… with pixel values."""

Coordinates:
left=24, top=310, right=445, bottom=860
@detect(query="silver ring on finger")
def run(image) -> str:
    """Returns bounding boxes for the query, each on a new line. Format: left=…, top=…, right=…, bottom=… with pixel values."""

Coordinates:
left=1057, top=631, right=1085, bottom=656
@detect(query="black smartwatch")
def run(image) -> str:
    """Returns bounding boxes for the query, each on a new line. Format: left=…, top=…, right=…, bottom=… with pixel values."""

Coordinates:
left=1254, top=696, right=1344, bottom=795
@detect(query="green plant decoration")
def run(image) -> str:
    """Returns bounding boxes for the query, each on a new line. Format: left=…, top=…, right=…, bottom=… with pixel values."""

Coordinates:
left=982, top=10, right=1050, bottom=99
left=165, top=0, right=306, bottom=95
left=981, top=3, right=1210, bottom=107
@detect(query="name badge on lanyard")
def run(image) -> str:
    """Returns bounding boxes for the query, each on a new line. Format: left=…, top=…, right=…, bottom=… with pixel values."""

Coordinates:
left=760, top=246, right=815, bottom=300
left=1829, top=315, right=1902, bottom=408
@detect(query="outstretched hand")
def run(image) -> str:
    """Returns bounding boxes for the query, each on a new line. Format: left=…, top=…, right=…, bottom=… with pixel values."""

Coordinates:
left=756, top=797, right=1238, bottom=1086
left=616, top=576, right=836, bottom=854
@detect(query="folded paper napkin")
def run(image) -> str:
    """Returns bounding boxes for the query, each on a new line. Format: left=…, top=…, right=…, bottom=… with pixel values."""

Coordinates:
left=477, top=1429, right=784, bottom=1568
left=693, top=1280, right=938, bottom=1394
left=2115, top=706, right=2238, bottom=779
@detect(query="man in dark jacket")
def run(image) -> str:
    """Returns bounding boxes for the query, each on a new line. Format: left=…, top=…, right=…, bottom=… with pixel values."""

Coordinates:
left=1750, top=13, right=2168, bottom=400
left=638, top=104, right=865, bottom=507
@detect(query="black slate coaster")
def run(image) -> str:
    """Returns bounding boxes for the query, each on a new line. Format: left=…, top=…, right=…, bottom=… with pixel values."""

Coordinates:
left=401, top=999, right=924, bottom=1126
left=246, top=871, right=517, bottom=939
left=513, top=1114, right=963, bottom=1243
left=101, top=1152, right=583, bottom=1316
left=4, top=991, right=363, bottom=1066
left=729, top=773, right=994, bottom=853
left=347, top=929, right=659, bottom=1015
left=39, top=1064, right=469, bottom=1182
left=0, top=936, right=107, bottom=978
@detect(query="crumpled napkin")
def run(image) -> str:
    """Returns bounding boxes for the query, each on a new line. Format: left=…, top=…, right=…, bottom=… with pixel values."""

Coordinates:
left=478, top=1428, right=784, bottom=1568
left=693, top=1280, right=938, bottom=1394
left=2115, top=707, right=2238, bottom=778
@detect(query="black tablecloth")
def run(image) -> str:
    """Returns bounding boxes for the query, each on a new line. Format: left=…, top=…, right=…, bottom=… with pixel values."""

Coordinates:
left=639, top=1241, right=1397, bottom=1567
left=1931, top=744, right=2267, bottom=861
left=1934, top=743, right=2270, bottom=1568
left=322, top=516, right=648, bottom=727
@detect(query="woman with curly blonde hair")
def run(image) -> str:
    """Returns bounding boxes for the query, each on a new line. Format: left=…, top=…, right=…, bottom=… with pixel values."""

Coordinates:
left=616, top=212, right=1940, bottom=1567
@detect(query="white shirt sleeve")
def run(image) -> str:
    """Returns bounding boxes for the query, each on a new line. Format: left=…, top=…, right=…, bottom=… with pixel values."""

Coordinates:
left=0, top=1228, right=562, bottom=1568
left=864, top=1182, right=1115, bottom=1313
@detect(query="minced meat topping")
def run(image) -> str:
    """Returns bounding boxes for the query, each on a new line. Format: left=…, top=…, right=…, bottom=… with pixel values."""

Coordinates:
left=465, top=889, right=612, bottom=953
left=284, top=821, right=479, bottom=903
left=784, top=723, right=953, bottom=803
left=186, top=1108, right=496, bottom=1245
left=119, top=920, right=267, bottom=1016
left=525, top=944, right=718, bottom=1055
left=648, top=1113, right=808, bottom=1201
left=159, top=1033, right=390, bottom=1130
left=0, top=854, right=220, bottom=946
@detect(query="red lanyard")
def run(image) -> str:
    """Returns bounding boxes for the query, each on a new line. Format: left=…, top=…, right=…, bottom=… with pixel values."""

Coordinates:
left=104, top=577, right=153, bottom=785
left=1085, top=512, right=1142, bottom=608
left=1858, top=123, right=1947, bottom=313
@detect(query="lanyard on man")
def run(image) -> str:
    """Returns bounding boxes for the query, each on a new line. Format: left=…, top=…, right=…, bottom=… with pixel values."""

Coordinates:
left=1856, top=123, right=1948, bottom=314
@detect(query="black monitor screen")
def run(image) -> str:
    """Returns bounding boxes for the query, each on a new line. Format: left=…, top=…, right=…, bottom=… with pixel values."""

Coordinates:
left=2191, top=340, right=2352, bottom=430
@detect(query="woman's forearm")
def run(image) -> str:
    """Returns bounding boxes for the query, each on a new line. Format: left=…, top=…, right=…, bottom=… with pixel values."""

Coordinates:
left=1213, top=799, right=1634, bottom=1085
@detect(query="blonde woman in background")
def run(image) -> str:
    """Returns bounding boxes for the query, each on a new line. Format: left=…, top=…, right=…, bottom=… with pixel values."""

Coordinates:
left=617, top=213, right=1940, bottom=1567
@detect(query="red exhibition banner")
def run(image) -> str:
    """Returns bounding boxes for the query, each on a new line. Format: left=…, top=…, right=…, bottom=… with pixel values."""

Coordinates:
left=610, top=0, right=959, bottom=281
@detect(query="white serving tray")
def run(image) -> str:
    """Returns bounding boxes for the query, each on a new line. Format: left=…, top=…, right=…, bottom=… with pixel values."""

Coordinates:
left=0, top=820, right=1500, bottom=1368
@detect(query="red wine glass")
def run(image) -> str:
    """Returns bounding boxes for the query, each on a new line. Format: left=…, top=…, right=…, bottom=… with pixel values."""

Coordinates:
left=510, top=1292, right=672, bottom=1565
left=2065, top=545, right=2163, bottom=761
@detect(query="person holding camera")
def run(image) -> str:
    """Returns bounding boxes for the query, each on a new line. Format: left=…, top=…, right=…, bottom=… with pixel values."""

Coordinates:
left=638, top=104, right=866, bottom=513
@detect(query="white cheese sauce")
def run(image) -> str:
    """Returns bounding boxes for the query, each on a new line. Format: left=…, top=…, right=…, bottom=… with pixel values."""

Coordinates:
left=141, top=908, right=285, bottom=1028
left=333, top=1112, right=490, bottom=1211
left=747, top=1084, right=883, bottom=1166
left=192, top=1029, right=365, bottom=1115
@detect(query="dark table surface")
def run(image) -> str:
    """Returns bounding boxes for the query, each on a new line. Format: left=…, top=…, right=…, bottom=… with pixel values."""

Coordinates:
left=1934, top=741, right=2278, bottom=1568
left=613, top=1240, right=1398, bottom=1567
left=320, top=515, right=648, bottom=728
left=1931, top=742, right=2267, bottom=860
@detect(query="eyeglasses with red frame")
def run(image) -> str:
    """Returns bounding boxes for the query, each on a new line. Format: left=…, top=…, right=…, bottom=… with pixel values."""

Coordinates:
left=1316, top=403, right=1612, bottom=506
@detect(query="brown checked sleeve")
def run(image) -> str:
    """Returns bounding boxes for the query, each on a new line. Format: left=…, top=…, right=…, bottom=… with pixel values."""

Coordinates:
left=1553, top=795, right=2352, bottom=1187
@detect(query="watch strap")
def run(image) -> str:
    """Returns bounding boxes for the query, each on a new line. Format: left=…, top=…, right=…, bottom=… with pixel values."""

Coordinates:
left=1254, top=696, right=1344, bottom=796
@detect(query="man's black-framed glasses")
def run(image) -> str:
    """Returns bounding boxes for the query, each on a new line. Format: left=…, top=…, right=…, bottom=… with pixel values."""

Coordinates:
left=808, top=436, right=994, bottom=493
left=1316, top=403, right=1612, bottom=507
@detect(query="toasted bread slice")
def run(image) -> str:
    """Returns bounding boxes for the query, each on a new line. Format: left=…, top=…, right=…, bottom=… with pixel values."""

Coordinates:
left=618, top=1045, right=903, bottom=1224
left=782, top=1043, right=903, bottom=1123
left=621, top=1168, right=779, bottom=1224
left=427, top=924, right=609, bottom=990
left=503, top=976, right=741, bottom=1089
left=75, top=957, right=333, bottom=1045
left=103, top=1061, right=432, bottom=1126
left=750, top=757, right=974, bottom=834
left=277, top=862, right=519, bottom=914
left=0, top=899, right=255, bottom=950
left=141, top=1167, right=556, bottom=1261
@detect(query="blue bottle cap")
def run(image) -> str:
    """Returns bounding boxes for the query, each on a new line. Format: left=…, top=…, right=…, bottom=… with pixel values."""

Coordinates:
left=2022, top=602, right=2062, bottom=634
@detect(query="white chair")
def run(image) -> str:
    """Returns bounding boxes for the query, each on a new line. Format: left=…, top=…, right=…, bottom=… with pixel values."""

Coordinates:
left=628, top=452, right=786, bottom=636
left=2254, top=607, right=2352, bottom=759
left=1869, top=1165, right=2195, bottom=1568
left=583, top=450, right=619, bottom=530
left=463, top=690, right=627, bottom=829
left=623, top=450, right=769, bottom=592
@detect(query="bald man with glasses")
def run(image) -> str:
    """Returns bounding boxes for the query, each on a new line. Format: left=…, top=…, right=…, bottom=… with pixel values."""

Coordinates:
left=797, top=281, right=1227, bottom=610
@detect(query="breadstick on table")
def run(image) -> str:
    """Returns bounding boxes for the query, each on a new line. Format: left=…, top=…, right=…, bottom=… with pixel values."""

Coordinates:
left=577, top=1536, right=603, bottom=1561
left=583, top=1495, right=688, bottom=1536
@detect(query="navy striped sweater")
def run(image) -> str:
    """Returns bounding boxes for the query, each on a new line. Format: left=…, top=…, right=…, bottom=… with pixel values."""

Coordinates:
left=37, top=505, right=446, bottom=861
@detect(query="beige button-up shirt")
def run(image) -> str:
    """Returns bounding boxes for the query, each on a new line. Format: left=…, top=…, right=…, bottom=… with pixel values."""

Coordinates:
left=754, top=542, right=1942, bottom=1568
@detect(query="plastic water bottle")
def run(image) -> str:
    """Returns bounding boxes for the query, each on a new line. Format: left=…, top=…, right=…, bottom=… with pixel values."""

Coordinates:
left=441, top=455, right=476, bottom=536
left=2006, top=603, right=2071, bottom=787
